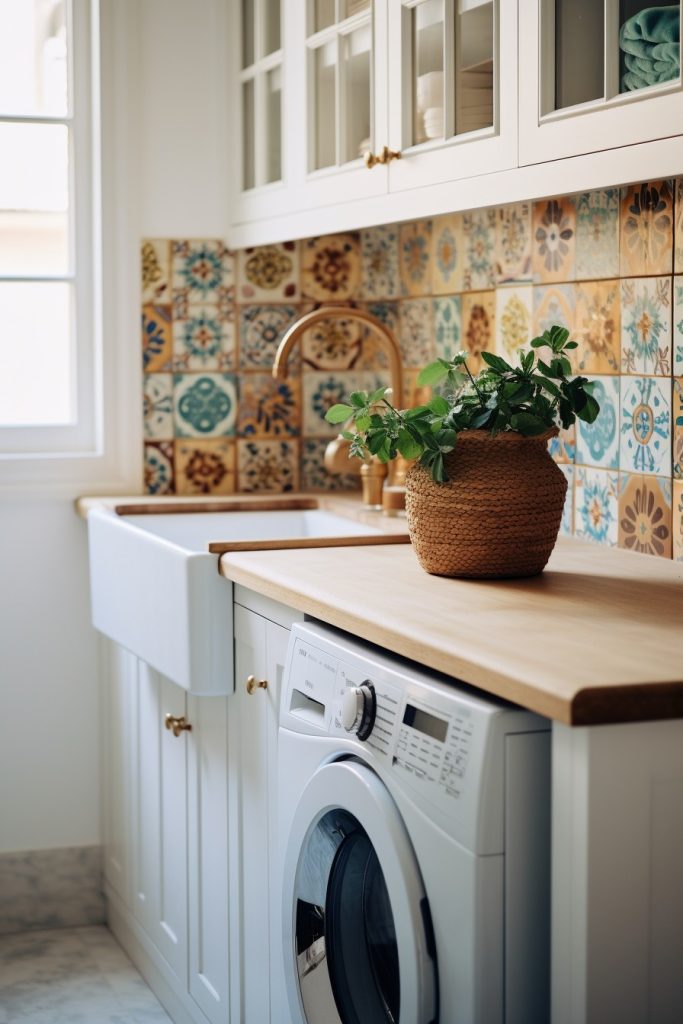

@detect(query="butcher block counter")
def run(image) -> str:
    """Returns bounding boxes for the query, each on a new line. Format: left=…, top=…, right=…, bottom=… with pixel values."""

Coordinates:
left=219, top=535, right=683, bottom=727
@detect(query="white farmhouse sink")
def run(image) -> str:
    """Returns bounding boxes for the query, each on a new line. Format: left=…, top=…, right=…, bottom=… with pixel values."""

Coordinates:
left=87, top=504, right=393, bottom=696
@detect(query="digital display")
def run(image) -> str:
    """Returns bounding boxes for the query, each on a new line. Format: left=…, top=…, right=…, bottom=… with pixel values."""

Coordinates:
left=402, top=704, right=448, bottom=742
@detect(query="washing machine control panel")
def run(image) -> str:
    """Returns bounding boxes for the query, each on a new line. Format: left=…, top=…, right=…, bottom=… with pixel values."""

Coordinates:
left=286, top=631, right=478, bottom=807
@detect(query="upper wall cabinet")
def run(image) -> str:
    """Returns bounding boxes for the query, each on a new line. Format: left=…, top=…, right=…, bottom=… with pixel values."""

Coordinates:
left=519, top=0, right=683, bottom=164
left=386, top=0, right=517, bottom=192
left=230, top=0, right=517, bottom=230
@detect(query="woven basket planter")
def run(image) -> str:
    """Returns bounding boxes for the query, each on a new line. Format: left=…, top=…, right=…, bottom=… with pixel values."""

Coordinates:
left=405, top=429, right=567, bottom=579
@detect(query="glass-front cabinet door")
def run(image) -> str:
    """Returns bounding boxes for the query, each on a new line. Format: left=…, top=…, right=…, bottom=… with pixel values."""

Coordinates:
left=287, top=0, right=390, bottom=209
left=519, top=0, right=683, bottom=164
left=232, top=0, right=286, bottom=223
left=386, top=0, right=517, bottom=192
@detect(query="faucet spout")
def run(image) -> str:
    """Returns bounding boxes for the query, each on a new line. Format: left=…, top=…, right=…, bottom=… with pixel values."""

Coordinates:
left=272, top=304, right=403, bottom=409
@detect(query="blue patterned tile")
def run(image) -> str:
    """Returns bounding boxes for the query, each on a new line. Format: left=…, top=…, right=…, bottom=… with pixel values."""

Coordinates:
left=173, top=373, right=237, bottom=438
left=673, top=275, right=683, bottom=375
left=359, top=224, right=400, bottom=299
left=239, top=304, right=300, bottom=369
left=673, top=377, right=683, bottom=479
left=172, top=240, right=234, bottom=314
left=574, top=467, right=619, bottom=546
left=575, top=376, right=620, bottom=469
left=237, top=439, right=299, bottom=492
left=143, top=374, right=174, bottom=440
left=433, top=297, right=462, bottom=361
left=463, top=209, right=496, bottom=290
left=172, top=308, right=235, bottom=371
left=620, top=376, right=671, bottom=475
left=558, top=463, right=574, bottom=536
left=144, top=441, right=174, bottom=495
left=432, top=214, right=464, bottom=293
left=399, top=299, right=434, bottom=366
left=495, top=202, right=532, bottom=284
left=399, top=221, right=433, bottom=296
left=620, top=277, right=671, bottom=375
left=575, top=190, right=619, bottom=280
left=301, top=438, right=359, bottom=491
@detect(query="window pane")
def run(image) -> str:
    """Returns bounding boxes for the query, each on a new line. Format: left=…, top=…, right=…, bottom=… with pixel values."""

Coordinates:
left=0, top=123, right=69, bottom=211
left=343, top=25, right=372, bottom=162
left=264, top=0, right=281, bottom=54
left=242, top=0, right=255, bottom=67
left=456, top=0, right=494, bottom=135
left=0, top=0, right=68, bottom=116
left=314, top=43, right=337, bottom=169
left=413, top=0, right=445, bottom=145
left=0, top=282, right=73, bottom=426
left=265, top=68, right=282, bottom=182
left=243, top=80, right=256, bottom=189
left=0, top=211, right=68, bottom=275
left=554, top=0, right=604, bottom=109
left=314, top=0, right=335, bottom=32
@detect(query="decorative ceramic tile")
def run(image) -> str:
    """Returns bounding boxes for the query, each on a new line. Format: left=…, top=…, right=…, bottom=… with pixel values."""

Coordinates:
left=359, top=224, right=400, bottom=299
left=302, top=313, right=362, bottom=370
left=237, top=374, right=300, bottom=438
left=619, top=180, right=673, bottom=277
left=239, top=304, right=300, bottom=369
left=618, top=179, right=671, bottom=276
left=675, top=178, right=683, bottom=274
left=141, top=239, right=171, bottom=304
left=573, top=280, right=620, bottom=374
left=144, top=441, right=174, bottom=495
left=172, top=240, right=234, bottom=313
left=575, top=376, right=620, bottom=469
left=674, top=377, right=683, bottom=479
left=495, top=202, right=532, bottom=284
left=532, top=197, right=576, bottom=283
left=558, top=463, right=574, bottom=536
left=620, top=376, right=671, bottom=475
left=674, top=481, right=683, bottom=559
left=400, top=220, right=433, bottom=296
left=673, top=276, right=683, bottom=374
left=175, top=438, right=236, bottom=495
left=173, top=373, right=237, bottom=438
left=495, top=286, right=533, bottom=361
left=548, top=425, right=576, bottom=465
left=574, top=467, right=619, bottom=546
left=237, top=241, right=299, bottom=301
left=461, top=291, right=495, bottom=373
left=143, top=374, right=174, bottom=440
left=433, top=297, right=462, bottom=361
left=237, top=439, right=299, bottom=492
left=142, top=304, right=173, bottom=372
left=620, top=276, right=671, bottom=375
left=462, top=209, right=496, bottom=290
left=301, top=438, right=360, bottom=492
left=172, top=308, right=235, bottom=371
left=356, top=301, right=400, bottom=370
left=431, top=213, right=464, bottom=294
left=532, top=284, right=576, bottom=340
left=301, top=233, right=361, bottom=301
left=618, top=473, right=672, bottom=558
left=399, top=299, right=434, bottom=367
left=574, top=190, right=619, bottom=281
left=302, top=371, right=388, bottom=436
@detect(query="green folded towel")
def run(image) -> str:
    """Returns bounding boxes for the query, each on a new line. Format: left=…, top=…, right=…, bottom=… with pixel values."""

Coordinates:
left=620, top=5, right=680, bottom=91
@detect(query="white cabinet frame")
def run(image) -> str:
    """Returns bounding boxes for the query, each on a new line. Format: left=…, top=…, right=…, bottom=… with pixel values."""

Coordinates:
left=519, top=0, right=683, bottom=165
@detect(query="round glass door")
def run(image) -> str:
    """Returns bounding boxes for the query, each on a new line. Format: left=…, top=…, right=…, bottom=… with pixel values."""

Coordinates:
left=283, top=759, right=437, bottom=1024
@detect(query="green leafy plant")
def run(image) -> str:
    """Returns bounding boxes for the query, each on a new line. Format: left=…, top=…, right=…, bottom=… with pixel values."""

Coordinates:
left=325, top=325, right=599, bottom=483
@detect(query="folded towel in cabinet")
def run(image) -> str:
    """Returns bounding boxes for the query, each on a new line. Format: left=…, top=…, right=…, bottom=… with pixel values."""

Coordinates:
left=619, top=5, right=680, bottom=91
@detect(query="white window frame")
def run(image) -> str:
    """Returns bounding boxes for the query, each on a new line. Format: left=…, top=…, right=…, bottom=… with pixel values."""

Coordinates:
left=0, top=0, right=102, bottom=468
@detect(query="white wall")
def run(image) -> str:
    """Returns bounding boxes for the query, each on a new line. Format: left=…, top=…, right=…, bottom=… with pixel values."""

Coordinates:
left=0, top=0, right=231, bottom=854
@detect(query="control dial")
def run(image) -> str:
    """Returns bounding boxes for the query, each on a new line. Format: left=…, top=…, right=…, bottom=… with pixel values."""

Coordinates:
left=341, top=681, right=377, bottom=741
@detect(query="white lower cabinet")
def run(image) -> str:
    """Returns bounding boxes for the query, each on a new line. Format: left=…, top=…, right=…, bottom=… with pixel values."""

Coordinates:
left=101, top=590, right=301, bottom=1024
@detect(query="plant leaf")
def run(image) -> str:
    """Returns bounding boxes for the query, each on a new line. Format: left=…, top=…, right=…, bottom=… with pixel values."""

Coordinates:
left=417, top=361, right=450, bottom=387
left=510, top=411, right=549, bottom=435
left=325, top=403, right=354, bottom=424
left=481, top=352, right=513, bottom=374
left=428, top=395, right=450, bottom=416
left=397, top=428, right=423, bottom=460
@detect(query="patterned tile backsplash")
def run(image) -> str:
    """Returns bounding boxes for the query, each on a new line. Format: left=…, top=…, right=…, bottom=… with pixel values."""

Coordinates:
left=141, top=178, right=683, bottom=561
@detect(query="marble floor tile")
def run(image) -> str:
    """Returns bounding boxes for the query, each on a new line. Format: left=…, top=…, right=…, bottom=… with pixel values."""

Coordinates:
left=0, top=926, right=172, bottom=1024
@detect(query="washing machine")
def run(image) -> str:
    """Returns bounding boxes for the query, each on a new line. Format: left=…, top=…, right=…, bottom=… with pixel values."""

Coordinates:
left=275, top=621, right=551, bottom=1024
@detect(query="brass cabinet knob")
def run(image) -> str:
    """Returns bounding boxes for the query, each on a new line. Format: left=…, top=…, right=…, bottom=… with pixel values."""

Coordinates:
left=246, top=674, right=268, bottom=695
left=164, top=713, right=192, bottom=737
left=364, top=145, right=401, bottom=169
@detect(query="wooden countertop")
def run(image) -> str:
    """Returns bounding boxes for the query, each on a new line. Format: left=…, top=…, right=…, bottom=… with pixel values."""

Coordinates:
left=219, top=537, right=683, bottom=726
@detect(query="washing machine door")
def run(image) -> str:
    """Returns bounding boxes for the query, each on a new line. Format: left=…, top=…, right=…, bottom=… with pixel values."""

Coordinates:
left=282, top=758, right=437, bottom=1024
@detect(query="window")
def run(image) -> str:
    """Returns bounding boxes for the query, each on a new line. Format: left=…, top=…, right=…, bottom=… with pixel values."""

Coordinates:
left=0, top=0, right=99, bottom=457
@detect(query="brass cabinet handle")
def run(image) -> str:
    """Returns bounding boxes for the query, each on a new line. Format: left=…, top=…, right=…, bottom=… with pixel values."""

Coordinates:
left=364, top=145, right=401, bottom=169
left=246, top=674, right=268, bottom=695
left=164, top=713, right=192, bottom=737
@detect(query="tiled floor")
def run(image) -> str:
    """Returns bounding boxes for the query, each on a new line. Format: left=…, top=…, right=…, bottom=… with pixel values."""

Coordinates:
left=0, top=926, right=173, bottom=1023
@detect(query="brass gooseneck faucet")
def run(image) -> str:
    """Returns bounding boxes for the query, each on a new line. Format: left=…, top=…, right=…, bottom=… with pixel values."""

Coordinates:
left=272, top=303, right=405, bottom=505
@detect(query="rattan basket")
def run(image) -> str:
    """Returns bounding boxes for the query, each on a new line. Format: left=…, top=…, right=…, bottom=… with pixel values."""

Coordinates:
left=405, top=428, right=567, bottom=579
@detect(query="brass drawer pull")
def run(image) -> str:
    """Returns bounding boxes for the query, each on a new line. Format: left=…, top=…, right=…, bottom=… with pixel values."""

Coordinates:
left=246, top=674, right=268, bottom=695
left=164, top=713, right=192, bottom=737
left=364, top=145, right=401, bottom=169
